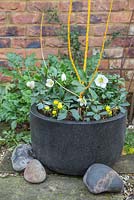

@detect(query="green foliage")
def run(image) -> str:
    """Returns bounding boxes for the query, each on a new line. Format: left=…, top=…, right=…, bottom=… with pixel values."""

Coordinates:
left=0, top=130, right=31, bottom=149
left=124, top=131, right=134, bottom=154
left=46, top=8, right=60, bottom=23
left=0, top=53, right=129, bottom=125
left=0, top=53, right=38, bottom=130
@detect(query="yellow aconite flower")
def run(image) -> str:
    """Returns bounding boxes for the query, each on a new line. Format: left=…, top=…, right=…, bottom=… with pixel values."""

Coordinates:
left=52, top=110, right=57, bottom=116
left=44, top=106, right=50, bottom=111
left=108, top=110, right=112, bottom=116
left=57, top=102, right=63, bottom=110
left=106, top=106, right=111, bottom=111
left=53, top=100, right=59, bottom=105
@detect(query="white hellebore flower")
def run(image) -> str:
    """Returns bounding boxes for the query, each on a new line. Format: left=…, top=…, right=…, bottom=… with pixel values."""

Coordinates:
left=46, top=79, right=54, bottom=88
left=61, top=73, right=66, bottom=81
left=26, top=81, right=35, bottom=89
left=77, top=96, right=87, bottom=107
left=95, top=74, right=108, bottom=89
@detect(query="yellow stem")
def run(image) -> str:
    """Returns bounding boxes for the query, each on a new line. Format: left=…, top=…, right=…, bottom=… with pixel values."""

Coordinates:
left=83, top=0, right=91, bottom=72
left=68, top=0, right=82, bottom=83
left=81, top=0, right=114, bottom=96
left=40, top=13, right=79, bottom=98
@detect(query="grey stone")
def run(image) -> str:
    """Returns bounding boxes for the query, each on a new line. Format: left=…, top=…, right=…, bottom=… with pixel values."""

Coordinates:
left=24, top=159, right=46, bottom=183
left=83, top=164, right=124, bottom=194
left=0, top=175, right=124, bottom=200
left=11, top=144, right=33, bottom=172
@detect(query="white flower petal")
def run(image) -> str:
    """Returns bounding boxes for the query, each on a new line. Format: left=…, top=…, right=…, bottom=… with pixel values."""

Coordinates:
left=46, top=79, right=54, bottom=88
left=94, top=74, right=108, bottom=89
left=26, top=81, right=35, bottom=89
left=77, top=96, right=87, bottom=107
left=61, top=73, right=66, bottom=81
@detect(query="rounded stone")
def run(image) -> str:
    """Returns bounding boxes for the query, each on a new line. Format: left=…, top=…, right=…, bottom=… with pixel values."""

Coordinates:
left=11, top=144, right=33, bottom=172
left=83, top=163, right=124, bottom=194
left=24, top=159, right=46, bottom=184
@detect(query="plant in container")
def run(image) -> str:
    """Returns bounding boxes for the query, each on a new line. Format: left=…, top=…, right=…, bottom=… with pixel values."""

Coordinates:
left=0, top=0, right=129, bottom=175
left=30, top=0, right=129, bottom=175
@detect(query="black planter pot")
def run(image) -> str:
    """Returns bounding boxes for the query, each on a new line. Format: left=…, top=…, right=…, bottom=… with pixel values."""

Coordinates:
left=30, top=104, right=126, bottom=176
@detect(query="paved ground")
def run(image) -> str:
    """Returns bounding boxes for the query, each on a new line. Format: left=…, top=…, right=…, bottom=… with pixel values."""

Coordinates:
left=0, top=151, right=134, bottom=200
left=0, top=175, right=124, bottom=200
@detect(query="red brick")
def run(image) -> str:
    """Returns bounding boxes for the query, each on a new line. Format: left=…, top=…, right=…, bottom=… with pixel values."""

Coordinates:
left=111, top=37, right=134, bottom=48
left=100, top=59, right=109, bottom=69
left=110, top=12, right=132, bottom=23
left=92, top=0, right=129, bottom=11
left=129, top=0, right=134, bottom=10
left=45, top=37, right=65, bottom=48
left=58, top=48, right=68, bottom=57
left=27, top=2, right=59, bottom=12
left=0, top=49, right=26, bottom=60
left=11, top=38, right=42, bottom=49
left=27, top=25, right=61, bottom=37
left=0, top=73, right=12, bottom=82
left=0, top=38, right=10, bottom=48
left=79, top=36, right=103, bottom=47
left=126, top=81, right=134, bottom=92
left=0, top=14, right=7, bottom=24
left=109, top=59, right=122, bottom=69
left=124, top=70, right=134, bottom=80
left=59, top=0, right=129, bottom=12
left=0, top=2, right=26, bottom=12
left=26, top=48, right=58, bottom=59
left=104, top=48, right=123, bottom=58
left=125, top=48, right=134, bottom=58
left=124, top=59, right=134, bottom=69
left=108, top=24, right=129, bottom=35
left=90, top=24, right=128, bottom=36
left=10, top=13, right=41, bottom=24
left=0, top=26, right=26, bottom=37
left=59, top=13, right=108, bottom=24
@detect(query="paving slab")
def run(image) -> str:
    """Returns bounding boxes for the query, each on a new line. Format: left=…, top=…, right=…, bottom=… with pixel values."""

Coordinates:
left=113, top=155, right=134, bottom=174
left=0, top=152, right=134, bottom=200
left=0, top=175, right=124, bottom=200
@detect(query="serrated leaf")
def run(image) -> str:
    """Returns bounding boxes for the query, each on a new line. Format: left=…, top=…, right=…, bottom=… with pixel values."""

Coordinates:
left=86, top=112, right=94, bottom=116
left=89, top=88, right=98, bottom=100
left=37, top=103, right=44, bottom=110
left=70, top=109, right=80, bottom=121
left=120, top=102, right=130, bottom=107
left=119, top=107, right=126, bottom=114
left=57, top=110, right=68, bottom=120
left=93, top=114, right=101, bottom=121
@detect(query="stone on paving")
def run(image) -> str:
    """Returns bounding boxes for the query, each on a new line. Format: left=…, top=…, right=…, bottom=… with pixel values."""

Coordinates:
left=83, top=164, right=124, bottom=194
left=11, top=144, right=33, bottom=172
left=24, top=159, right=46, bottom=183
left=0, top=175, right=123, bottom=200
left=113, top=155, right=134, bottom=174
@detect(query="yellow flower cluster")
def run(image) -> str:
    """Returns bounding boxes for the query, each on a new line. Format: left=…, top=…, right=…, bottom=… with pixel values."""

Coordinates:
left=52, top=100, right=63, bottom=117
left=53, top=100, right=63, bottom=109
left=105, top=106, right=112, bottom=116
left=43, top=100, right=63, bottom=117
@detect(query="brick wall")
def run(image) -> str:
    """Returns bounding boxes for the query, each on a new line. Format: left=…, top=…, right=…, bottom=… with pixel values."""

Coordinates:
left=0, top=0, right=134, bottom=91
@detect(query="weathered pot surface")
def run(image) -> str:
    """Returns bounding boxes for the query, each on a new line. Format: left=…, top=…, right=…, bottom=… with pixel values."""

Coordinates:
left=30, top=104, right=126, bottom=176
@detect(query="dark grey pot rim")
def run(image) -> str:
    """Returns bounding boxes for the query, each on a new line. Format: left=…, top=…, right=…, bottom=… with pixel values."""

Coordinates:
left=31, top=104, right=126, bottom=125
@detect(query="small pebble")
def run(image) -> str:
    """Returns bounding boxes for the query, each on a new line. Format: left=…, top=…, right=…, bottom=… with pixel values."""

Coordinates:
left=24, top=159, right=46, bottom=184
left=11, top=144, right=33, bottom=172
left=83, top=163, right=124, bottom=194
